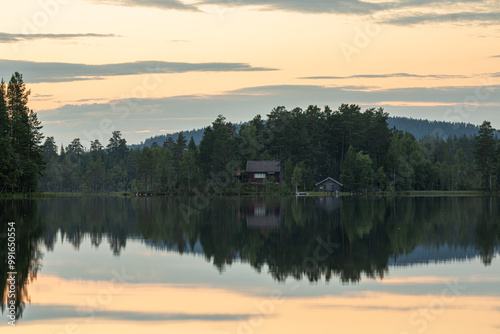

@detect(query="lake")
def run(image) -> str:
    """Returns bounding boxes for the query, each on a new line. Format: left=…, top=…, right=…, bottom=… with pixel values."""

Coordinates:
left=1, top=196, right=500, bottom=333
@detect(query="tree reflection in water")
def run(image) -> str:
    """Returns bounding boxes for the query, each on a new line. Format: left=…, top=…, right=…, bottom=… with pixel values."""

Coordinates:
left=1, top=196, right=499, bottom=319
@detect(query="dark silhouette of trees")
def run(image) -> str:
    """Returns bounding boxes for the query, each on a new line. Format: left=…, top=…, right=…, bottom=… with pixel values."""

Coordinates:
left=0, top=73, right=44, bottom=193
left=474, top=121, right=497, bottom=189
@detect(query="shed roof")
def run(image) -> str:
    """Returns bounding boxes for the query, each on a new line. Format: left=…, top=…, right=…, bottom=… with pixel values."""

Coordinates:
left=246, top=160, right=281, bottom=173
left=315, top=177, right=343, bottom=187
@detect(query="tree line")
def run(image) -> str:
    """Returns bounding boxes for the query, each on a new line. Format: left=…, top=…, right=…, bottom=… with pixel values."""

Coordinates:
left=136, top=115, right=491, bottom=148
left=1, top=73, right=499, bottom=193
left=40, top=105, right=500, bottom=193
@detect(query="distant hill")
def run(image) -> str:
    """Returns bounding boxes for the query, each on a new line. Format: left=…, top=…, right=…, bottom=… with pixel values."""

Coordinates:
left=130, top=116, right=493, bottom=148
left=387, top=117, right=484, bottom=140
left=129, top=128, right=206, bottom=150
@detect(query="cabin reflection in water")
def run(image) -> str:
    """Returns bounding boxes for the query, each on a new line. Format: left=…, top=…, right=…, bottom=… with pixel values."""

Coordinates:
left=316, top=196, right=342, bottom=212
left=246, top=202, right=281, bottom=229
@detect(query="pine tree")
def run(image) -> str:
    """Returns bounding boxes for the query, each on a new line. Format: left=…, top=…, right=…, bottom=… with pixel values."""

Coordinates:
left=163, top=136, right=175, bottom=153
left=179, top=148, right=199, bottom=191
left=172, top=132, right=187, bottom=177
left=0, top=79, right=17, bottom=192
left=42, top=137, right=58, bottom=161
left=90, top=139, right=104, bottom=162
left=138, top=147, right=153, bottom=190
left=0, top=80, right=9, bottom=135
left=474, top=121, right=496, bottom=189
left=107, top=130, right=128, bottom=166
left=496, top=144, right=500, bottom=189
left=340, top=146, right=356, bottom=191
left=6, top=72, right=44, bottom=192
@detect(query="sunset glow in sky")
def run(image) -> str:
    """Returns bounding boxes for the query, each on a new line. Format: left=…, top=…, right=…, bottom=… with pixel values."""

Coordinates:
left=1, top=0, right=499, bottom=145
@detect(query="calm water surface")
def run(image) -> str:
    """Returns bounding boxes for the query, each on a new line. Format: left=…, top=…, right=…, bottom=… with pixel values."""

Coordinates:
left=1, top=196, right=500, bottom=333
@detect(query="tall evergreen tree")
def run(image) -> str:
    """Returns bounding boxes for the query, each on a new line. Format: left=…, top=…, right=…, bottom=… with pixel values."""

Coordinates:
left=107, top=131, right=128, bottom=166
left=66, top=138, right=84, bottom=164
left=42, top=137, right=58, bottom=161
left=163, top=136, right=175, bottom=153
left=6, top=72, right=44, bottom=192
left=179, top=147, right=199, bottom=191
left=138, top=146, right=153, bottom=191
left=474, top=121, right=496, bottom=189
left=39, top=136, right=61, bottom=192
left=0, top=80, right=8, bottom=136
left=0, top=79, right=17, bottom=192
left=172, top=132, right=187, bottom=177
left=496, top=145, right=500, bottom=189
left=90, top=139, right=105, bottom=162
left=199, top=115, right=238, bottom=182
left=455, top=148, right=473, bottom=190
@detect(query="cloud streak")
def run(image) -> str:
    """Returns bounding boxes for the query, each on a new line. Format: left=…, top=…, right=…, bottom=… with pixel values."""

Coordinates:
left=0, top=59, right=278, bottom=83
left=301, top=73, right=471, bottom=80
left=81, top=0, right=500, bottom=28
left=199, top=0, right=499, bottom=18
left=23, top=304, right=254, bottom=322
left=383, top=11, right=500, bottom=25
left=90, top=0, right=199, bottom=11
left=199, top=0, right=383, bottom=14
left=0, top=32, right=119, bottom=43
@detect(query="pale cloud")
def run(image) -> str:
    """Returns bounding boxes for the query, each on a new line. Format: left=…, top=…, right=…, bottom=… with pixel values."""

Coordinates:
left=0, top=32, right=119, bottom=43
left=383, top=11, right=500, bottom=25
left=89, top=0, right=199, bottom=11
left=82, top=0, right=500, bottom=19
left=301, top=73, right=471, bottom=80
left=199, top=0, right=383, bottom=14
left=0, top=59, right=278, bottom=83
left=199, top=0, right=499, bottom=22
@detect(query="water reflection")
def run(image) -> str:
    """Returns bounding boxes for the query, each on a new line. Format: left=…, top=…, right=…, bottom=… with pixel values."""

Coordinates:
left=1, top=200, right=44, bottom=320
left=246, top=200, right=281, bottom=229
left=1, top=196, right=500, bottom=320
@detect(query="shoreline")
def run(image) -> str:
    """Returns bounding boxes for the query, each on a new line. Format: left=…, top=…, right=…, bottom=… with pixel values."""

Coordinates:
left=0, top=190, right=496, bottom=199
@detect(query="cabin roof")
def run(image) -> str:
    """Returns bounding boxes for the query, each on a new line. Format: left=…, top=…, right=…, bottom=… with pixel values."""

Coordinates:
left=246, top=160, right=281, bottom=173
left=315, top=177, right=343, bottom=187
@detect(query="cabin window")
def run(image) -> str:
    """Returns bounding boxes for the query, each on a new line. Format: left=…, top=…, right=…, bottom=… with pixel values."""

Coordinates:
left=254, top=173, right=266, bottom=179
left=255, top=205, right=266, bottom=216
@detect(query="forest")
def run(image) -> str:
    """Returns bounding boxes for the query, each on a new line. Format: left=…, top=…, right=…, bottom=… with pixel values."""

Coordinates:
left=136, top=115, right=493, bottom=148
left=1, top=72, right=500, bottom=194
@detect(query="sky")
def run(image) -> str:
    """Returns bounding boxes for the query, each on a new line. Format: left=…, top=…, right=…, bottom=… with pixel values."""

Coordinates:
left=1, top=0, right=500, bottom=146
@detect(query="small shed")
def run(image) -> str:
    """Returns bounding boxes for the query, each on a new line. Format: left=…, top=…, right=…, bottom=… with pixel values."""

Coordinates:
left=315, top=177, right=343, bottom=192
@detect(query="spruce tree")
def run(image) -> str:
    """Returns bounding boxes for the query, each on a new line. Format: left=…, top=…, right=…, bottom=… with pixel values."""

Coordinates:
left=474, top=121, right=496, bottom=189
left=5, top=73, right=44, bottom=192
left=0, top=79, right=17, bottom=192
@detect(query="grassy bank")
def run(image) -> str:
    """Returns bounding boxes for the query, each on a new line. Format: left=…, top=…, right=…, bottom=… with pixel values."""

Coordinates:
left=385, top=190, right=489, bottom=197
left=0, top=191, right=134, bottom=199
left=0, top=189, right=496, bottom=199
left=309, top=190, right=489, bottom=197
